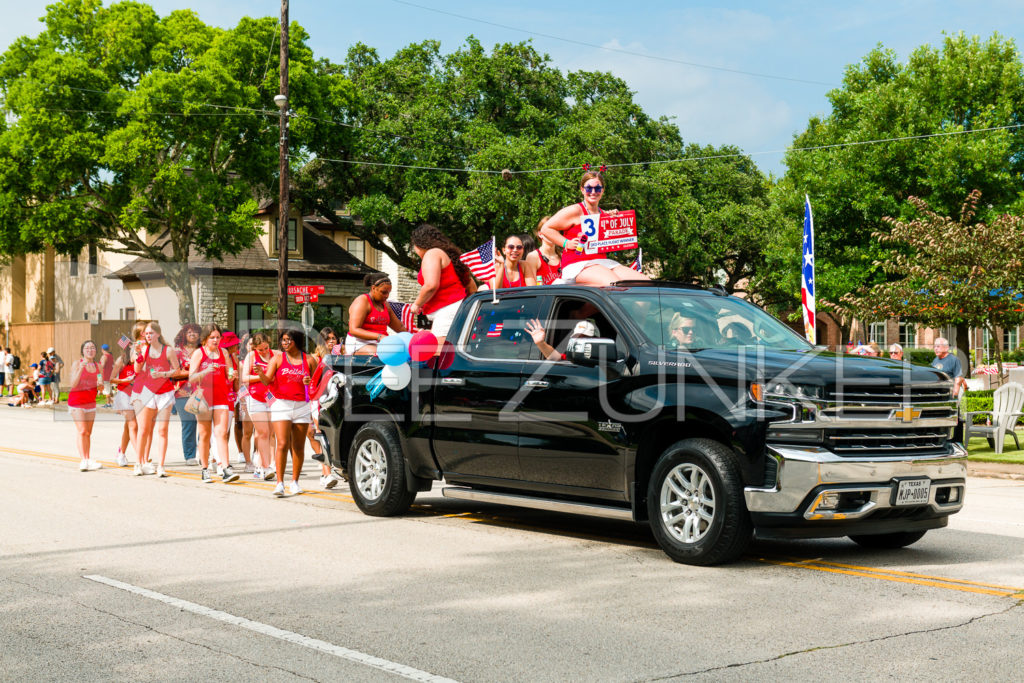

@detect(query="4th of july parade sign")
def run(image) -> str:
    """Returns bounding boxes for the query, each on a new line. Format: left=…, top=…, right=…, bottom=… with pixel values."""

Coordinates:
left=579, top=210, right=639, bottom=254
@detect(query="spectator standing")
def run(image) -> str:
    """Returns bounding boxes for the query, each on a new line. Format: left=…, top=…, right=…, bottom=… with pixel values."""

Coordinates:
left=37, top=352, right=54, bottom=404
left=2, top=348, right=14, bottom=397
left=932, top=337, right=967, bottom=396
left=889, top=344, right=905, bottom=361
left=0, top=347, right=6, bottom=397
left=69, top=340, right=102, bottom=471
left=47, top=347, right=64, bottom=404
left=171, top=323, right=201, bottom=466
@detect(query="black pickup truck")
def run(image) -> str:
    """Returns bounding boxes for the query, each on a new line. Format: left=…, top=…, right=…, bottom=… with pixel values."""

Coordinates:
left=316, top=282, right=967, bottom=565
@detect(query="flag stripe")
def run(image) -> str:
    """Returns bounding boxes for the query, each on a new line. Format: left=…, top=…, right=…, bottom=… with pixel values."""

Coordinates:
left=801, top=195, right=816, bottom=345
left=460, top=239, right=496, bottom=281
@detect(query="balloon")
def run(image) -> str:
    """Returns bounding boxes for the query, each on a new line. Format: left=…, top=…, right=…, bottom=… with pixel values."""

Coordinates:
left=409, top=330, right=438, bottom=362
left=428, top=341, right=456, bottom=371
left=395, top=331, right=414, bottom=351
left=381, top=362, right=411, bottom=390
left=376, top=335, right=410, bottom=366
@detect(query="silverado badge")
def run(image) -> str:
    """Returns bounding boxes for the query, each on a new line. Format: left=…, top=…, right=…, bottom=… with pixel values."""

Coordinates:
left=893, top=406, right=922, bottom=423
left=597, top=420, right=623, bottom=433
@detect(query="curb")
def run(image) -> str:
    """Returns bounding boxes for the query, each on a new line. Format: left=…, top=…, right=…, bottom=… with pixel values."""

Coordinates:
left=967, top=462, right=1024, bottom=481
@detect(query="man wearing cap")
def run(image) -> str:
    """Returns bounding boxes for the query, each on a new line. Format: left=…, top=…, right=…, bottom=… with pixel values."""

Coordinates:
left=46, top=347, right=64, bottom=404
left=525, top=318, right=598, bottom=360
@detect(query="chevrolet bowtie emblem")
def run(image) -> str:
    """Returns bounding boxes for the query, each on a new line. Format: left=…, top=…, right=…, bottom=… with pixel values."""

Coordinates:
left=894, top=406, right=922, bottom=423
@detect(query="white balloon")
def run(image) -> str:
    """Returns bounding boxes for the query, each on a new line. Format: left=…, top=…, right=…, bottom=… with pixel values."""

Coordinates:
left=381, top=362, right=411, bottom=390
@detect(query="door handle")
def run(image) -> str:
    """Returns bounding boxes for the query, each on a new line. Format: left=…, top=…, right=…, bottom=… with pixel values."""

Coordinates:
left=442, top=377, right=465, bottom=386
left=524, top=380, right=549, bottom=389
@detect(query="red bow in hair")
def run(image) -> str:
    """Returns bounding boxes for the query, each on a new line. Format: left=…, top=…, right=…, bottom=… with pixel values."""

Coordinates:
left=599, top=164, right=608, bottom=173
left=581, top=163, right=590, bottom=171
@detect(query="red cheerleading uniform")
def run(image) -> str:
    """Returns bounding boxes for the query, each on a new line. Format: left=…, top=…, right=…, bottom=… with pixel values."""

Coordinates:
left=418, top=261, right=466, bottom=314
left=498, top=263, right=526, bottom=288
left=558, top=202, right=605, bottom=270
left=114, top=363, right=136, bottom=394
left=273, top=352, right=309, bottom=402
left=137, top=345, right=174, bottom=394
left=248, top=352, right=271, bottom=403
left=363, top=294, right=390, bottom=336
left=68, top=362, right=100, bottom=409
left=197, top=347, right=232, bottom=407
left=174, top=346, right=193, bottom=398
left=536, top=253, right=561, bottom=285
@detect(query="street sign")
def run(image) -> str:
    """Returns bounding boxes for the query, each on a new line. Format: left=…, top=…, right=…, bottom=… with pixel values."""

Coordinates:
left=287, top=285, right=325, bottom=296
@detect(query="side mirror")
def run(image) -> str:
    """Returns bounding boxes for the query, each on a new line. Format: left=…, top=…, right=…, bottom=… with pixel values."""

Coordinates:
left=565, top=337, right=618, bottom=367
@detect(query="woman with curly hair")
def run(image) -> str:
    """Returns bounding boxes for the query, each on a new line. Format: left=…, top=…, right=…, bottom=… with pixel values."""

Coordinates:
left=409, top=224, right=478, bottom=345
left=171, top=323, right=201, bottom=466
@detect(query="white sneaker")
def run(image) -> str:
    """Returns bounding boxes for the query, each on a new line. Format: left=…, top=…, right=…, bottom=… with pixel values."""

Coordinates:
left=115, top=450, right=128, bottom=467
left=320, top=474, right=339, bottom=490
left=243, top=463, right=256, bottom=473
left=236, top=452, right=247, bottom=465
left=215, top=464, right=224, bottom=477
left=288, top=481, right=303, bottom=496
left=80, top=459, right=102, bottom=471
left=141, top=462, right=156, bottom=476
left=273, top=483, right=285, bottom=497
left=252, top=467, right=264, bottom=480
left=133, top=464, right=143, bottom=476
left=263, top=468, right=276, bottom=481
left=79, top=459, right=89, bottom=471
left=157, top=466, right=168, bottom=478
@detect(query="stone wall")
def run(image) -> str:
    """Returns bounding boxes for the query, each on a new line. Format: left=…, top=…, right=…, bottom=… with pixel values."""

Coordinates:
left=197, top=274, right=365, bottom=331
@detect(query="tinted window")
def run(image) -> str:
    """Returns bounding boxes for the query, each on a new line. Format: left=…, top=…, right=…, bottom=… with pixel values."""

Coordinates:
left=463, top=297, right=541, bottom=361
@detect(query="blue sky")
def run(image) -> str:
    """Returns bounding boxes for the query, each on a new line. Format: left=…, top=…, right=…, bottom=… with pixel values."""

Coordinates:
left=2, top=0, right=1022, bottom=175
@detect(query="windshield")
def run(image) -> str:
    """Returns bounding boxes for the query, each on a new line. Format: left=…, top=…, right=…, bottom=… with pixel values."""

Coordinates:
left=614, top=291, right=812, bottom=351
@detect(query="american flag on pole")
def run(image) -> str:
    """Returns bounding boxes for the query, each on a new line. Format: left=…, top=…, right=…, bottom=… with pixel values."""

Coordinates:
left=117, top=334, right=132, bottom=350
left=387, top=300, right=417, bottom=332
left=459, top=238, right=496, bottom=281
left=629, top=248, right=643, bottom=272
left=801, top=195, right=816, bottom=345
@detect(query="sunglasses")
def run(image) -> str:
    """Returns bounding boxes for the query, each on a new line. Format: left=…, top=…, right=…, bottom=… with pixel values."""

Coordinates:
left=675, top=326, right=695, bottom=334
left=582, top=185, right=604, bottom=194
left=505, top=245, right=523, bottom=251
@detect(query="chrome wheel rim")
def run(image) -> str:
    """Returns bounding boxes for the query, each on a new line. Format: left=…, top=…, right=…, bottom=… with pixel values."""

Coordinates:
left=660, top=463, right=716, bottom=544
left=354, top=438, right=388, bottom=501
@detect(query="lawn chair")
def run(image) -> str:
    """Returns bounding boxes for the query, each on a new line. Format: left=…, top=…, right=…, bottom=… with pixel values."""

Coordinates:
left=964, top=381, right=1024, bottom=454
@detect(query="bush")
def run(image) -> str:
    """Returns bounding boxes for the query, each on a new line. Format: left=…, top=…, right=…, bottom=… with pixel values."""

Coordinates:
left=906, top=348, right=934, bottom=365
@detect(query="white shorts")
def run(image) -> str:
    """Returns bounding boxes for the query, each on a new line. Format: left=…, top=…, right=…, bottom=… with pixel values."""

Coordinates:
left=561, top=258, right=624, bottom=281
left=344, top=334, right=375, bottom=355
left=270, top=398, right=312, bottom=424
left=112, top=392, right=132, bottom=412
left=133, top=388, right=174, bottom=412
left=247, top=397, right=270, bottom=414
left=426, top=300, right=462, bottom=338
left=69, top=406, right=96, bottom=416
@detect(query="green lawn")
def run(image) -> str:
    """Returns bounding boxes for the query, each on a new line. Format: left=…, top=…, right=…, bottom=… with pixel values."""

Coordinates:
left=966, top=430, right=1024, bottom=464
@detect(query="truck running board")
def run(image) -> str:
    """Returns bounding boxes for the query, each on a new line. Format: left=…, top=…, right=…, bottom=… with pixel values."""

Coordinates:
left=442, top=487, right=634, bottom=521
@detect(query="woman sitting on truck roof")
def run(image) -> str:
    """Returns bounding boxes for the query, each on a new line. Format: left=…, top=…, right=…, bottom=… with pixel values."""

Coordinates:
left=538, top=171, right=650, bottom=287
left=525, top=216, right=563, bottom=285
left=345, top=273, right=407, bottom=356
left=491, top=234, right=537, bottom=289
left=409, top=224, right=478, bottom=345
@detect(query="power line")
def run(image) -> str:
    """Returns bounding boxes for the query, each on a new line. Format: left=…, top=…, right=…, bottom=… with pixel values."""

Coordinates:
left=387, top=0, right=835, bottom=87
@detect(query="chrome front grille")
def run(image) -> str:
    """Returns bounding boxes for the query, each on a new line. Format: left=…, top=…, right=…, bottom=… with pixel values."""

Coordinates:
left=826, top=383, right=951, bottom=404
left=825, top=427, right=952, bottom=457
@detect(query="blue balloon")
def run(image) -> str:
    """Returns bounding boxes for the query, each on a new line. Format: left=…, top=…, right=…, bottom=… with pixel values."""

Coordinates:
left=376, top=335, right=410, bottom=366
left=395, top=331, right=413, bottom=351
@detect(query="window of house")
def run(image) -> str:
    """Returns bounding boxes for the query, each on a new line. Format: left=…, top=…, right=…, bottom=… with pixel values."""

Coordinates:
left=899, top=321, right=916, bottom=347
left=88, top=243, right=98, bottom=275
left=70, top=253, right=78, bottom=277
left=869, top=322, right=886, bottom=346
left=125, top=307, right=136, bottom=321
left=347, top=238, right=365, bottom=264
left=1004, top=328, right=1019, bottom=352
left=234, top=302, right=265, bottom=337
left=272, top=218, right=299, bottom=254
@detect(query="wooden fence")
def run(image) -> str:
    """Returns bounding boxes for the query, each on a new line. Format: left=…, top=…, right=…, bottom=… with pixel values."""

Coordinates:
left=6, top=321, right=141, bottom=377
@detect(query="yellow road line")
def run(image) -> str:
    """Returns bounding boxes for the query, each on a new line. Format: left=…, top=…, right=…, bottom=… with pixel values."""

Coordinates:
left=789, top=557, right=1024, bottom=592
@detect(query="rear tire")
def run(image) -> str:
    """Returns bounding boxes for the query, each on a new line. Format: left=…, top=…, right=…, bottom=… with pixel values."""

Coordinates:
left=647, top=438, right=752, bottom=566
left=347, top=422, right=416, bottom=516
left=849, top=530, right=927, bottom=549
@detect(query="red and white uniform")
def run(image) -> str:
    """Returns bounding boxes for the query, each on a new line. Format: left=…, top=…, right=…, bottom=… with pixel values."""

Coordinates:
left=418, top=260, right=467, bottom=338
left=559, top=203, right=623, bottom=281
left=134, top=345, right=175, bottom=411
left=246, top=352, right=272, bottom=413
left=112, top=363, right=135, bottom=411
left=68, top=362, right=99, bottom=410
left=497, top=263, right=526, bottom=288
left=270, top=352, right=311, bottom=424
left=197, top=347, right=233, bottom=409
left=536, top=254, right=561, bottom=285
left=174, top=346, right=193, bottom=399
left=344, top=294, right=391, bottom=354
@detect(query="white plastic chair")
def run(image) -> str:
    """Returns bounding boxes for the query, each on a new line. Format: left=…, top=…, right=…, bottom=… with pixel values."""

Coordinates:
left=964, top=381, right=1024, bottom=454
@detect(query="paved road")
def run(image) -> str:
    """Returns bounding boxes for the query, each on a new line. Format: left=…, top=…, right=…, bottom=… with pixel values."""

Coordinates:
left=2, top=406, right=1023, bottom=681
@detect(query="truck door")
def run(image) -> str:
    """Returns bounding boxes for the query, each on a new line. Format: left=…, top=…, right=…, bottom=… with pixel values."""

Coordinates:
left=430, top=294, right=541, bottom=483
left=515, top=294, right=631, bottom=499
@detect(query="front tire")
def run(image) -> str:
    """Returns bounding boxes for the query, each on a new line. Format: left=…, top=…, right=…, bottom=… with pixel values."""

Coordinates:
left=347, top=422, right=416, bottom=516
left=849, top=530, right=927, bottom=549
left=647, top=438, right=752, bottom=566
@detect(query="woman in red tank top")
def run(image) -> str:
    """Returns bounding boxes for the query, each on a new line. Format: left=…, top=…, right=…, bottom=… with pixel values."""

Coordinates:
left=255, top=329, right=318, bottom=497
left=409, top=224, right=478, bottom=347
left=539, top=171, right=650, bottom=286
left=242, top=332, right=275, bottom=481
left=69, top=340, right=102, bottom=471
left=526, top=215, right=563, bottom=285
left=110, top=326, right=143, bottom=468
left=187, top=323, right=240, bottom=484
left=134, top=322, right=180, bottom=478
left=346, top=273, right=408, bottom=356
left=492, top=234, right=537, bottom=289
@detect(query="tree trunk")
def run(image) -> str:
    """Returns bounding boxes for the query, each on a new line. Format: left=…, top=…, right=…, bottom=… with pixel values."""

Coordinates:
left=955, top=322, right=971, bottom=376
left=160, top=260, right=197, bottom=325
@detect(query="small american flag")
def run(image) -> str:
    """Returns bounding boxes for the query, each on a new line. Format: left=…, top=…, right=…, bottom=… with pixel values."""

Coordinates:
left=117, top=334, right=132, bottom=349
left=388, top=300, right=417, bottom=332
left=629, top=248, right=643, bottom=272
left=459, top=238, right=496, bottom=281
left=486, top=323, right=504, bottom=338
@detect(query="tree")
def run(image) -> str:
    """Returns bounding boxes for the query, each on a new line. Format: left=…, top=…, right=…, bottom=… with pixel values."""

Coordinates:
left=841, top=191, right=1024, bottom=373
left=0, top=0, right=355, bottom=323
left=777, top=33, right=1024, bottom=344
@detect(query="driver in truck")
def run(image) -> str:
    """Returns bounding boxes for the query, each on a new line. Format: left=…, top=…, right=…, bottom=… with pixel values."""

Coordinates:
left=525, top=318, right=597, bottom=361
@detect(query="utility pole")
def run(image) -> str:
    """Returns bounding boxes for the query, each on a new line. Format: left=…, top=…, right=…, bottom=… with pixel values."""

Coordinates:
left=275, top=0, right=290, bottom=329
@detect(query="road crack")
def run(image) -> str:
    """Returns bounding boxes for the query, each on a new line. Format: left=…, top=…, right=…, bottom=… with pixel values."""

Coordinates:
left=6, top=577, right=322, bottom=682
left=638, top=600, right=1023, bottom=680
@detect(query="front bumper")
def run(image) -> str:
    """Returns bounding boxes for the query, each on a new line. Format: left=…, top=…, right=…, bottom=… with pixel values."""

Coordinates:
left=743, top=443, right=967, bottom=534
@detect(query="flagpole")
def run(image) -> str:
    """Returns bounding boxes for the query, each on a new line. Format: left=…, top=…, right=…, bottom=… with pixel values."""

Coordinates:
left=490, top=235, right=498, bottom=305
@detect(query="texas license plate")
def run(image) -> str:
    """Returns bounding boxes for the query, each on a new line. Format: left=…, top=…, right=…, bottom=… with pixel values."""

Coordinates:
left=894, top=478, right=930, bottom=506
